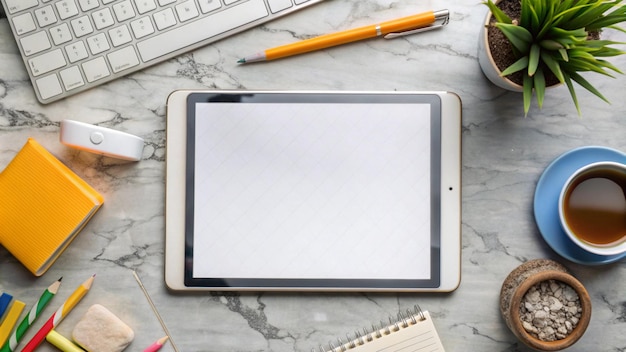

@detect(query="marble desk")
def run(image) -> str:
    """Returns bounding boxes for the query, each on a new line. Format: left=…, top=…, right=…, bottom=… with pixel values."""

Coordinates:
left=1, top=1, right=625, bottom=351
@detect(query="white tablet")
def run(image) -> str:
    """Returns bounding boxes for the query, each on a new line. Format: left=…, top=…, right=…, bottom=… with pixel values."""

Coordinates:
left=165, top=91, right=461, bottom=292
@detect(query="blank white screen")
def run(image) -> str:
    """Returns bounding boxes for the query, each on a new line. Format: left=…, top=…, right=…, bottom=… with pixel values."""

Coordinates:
left=192, top=103, right=432, bottom=280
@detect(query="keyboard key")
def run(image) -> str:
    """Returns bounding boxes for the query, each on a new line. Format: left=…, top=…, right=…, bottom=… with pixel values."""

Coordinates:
left=28, top=49, right=66, bottom=76
left=153, top=8, right=177, bottom=30
left=138, top=0, right=269, bottom=62
left=175, top=1, right=199, bottom=22
left=92, top=8, right=115, bottom=30
left=197, top=0, right=222, bottom=14
left=130, top=17, right=155, bottom=39
left=134, top=0, right=157, bottom=14
left=35, top=74, right=63, bottom=99
left=109, top=25, right=133, bottom=46
left=12, top=13, right=37, bottom=35
left=55, top=0, right=80, bottom=20
left=65, top=41, right=89, bottom=62
left=87, top=33, right=110, bottom=54
left=71, top=16, right=94, bottom=37
left=34, top=5, right=58, bottom=27
left=3, top=0, right=39, bottom=15
left=267, top=0, right=292, bottom=13
left=20, top=31, right=51, bottom=56
left=107, top=46, right=140, bottom=73
left=82, top=57, right=111, bottom=82
left=59, top=66, right=85, bottom=90
left=113, top=1, right=137, bottom=22
left=50, top=23, right=73, bottom=45
left=78, top=0, right=99, bottom=11
left=158, top=0, right=177, bottom=5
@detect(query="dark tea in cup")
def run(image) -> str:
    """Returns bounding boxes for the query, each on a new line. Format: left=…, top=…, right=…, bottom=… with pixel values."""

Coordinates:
left=559, top=162, right=626, bottom=256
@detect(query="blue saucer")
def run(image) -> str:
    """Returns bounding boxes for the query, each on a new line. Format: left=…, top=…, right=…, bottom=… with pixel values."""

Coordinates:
left=534, top=146, right=626, bottom=265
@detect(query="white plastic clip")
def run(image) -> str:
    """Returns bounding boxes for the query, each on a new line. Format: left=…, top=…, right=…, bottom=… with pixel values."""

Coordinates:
left=60, top=120, right=144, bottom=161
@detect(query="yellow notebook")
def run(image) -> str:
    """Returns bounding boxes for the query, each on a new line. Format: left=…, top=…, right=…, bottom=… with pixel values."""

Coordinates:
left=0, top=138, right=104, bottom=276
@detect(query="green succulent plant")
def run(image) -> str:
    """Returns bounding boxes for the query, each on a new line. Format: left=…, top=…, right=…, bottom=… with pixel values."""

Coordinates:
left=484, top=0, right=626, bottom=115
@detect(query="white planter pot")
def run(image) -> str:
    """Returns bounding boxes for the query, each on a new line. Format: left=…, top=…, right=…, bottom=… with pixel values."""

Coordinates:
left=477, top=9, right=523, bottom=92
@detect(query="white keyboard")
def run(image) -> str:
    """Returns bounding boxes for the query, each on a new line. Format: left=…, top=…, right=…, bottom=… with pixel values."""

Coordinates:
left=1, top=0, right=324, bottom=104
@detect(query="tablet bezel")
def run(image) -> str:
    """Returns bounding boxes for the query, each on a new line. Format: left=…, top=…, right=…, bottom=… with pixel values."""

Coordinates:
left=165, top=90, right=461, bottom=292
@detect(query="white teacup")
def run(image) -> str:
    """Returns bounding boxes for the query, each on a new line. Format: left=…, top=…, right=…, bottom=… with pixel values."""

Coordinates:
left=558, top=161, right=626, bottom=256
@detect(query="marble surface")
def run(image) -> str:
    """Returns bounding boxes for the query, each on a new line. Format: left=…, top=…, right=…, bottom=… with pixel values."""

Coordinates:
left=1, top=1, right=626, bottom=351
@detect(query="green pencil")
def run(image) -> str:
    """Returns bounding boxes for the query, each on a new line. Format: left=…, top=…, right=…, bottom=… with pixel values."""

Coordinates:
left=0, top=277, right=62, bottom=352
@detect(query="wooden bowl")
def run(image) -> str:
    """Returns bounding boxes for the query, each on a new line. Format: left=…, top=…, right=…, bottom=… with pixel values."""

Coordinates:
left=500, top=259, right=591, bottom=351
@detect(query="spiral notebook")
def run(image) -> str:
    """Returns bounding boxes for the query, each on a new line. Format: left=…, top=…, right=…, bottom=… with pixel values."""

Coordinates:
left=317, top=306, right=445, bottom=352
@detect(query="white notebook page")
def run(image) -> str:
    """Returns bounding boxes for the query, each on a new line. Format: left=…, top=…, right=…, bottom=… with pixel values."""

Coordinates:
left=332, top=311, right=445, bottom=352
left=192, top=102, right=432, bottom=279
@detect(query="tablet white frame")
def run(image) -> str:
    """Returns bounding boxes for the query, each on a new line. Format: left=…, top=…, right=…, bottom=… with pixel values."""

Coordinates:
left=165, top=90, right=461, bottom=292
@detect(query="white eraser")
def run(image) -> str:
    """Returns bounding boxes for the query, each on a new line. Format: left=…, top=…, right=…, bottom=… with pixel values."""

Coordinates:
left=72, top=304, right=134, bottom=352
left=60, top=120, right=144, bottom=161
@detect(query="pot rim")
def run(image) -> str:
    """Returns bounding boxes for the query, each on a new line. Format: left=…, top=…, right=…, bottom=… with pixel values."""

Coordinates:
left=509, top=270, right=592, bottom=351
left=481, top=5, right=524, bottom=91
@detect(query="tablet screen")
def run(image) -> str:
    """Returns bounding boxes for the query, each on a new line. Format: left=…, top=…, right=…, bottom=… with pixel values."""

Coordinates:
left=184, top=92, right=441, bottom=289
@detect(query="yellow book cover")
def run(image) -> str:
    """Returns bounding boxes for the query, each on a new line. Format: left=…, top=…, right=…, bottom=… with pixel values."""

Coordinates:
left=0, top=138, right=104, bottom=276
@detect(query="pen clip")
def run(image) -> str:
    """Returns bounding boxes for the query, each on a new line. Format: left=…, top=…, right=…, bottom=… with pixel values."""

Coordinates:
left=384, top=9, right=450, bottom=39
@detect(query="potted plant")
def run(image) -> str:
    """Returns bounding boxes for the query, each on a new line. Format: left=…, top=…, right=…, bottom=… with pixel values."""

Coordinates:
left=478, top=0, right=626, bottom=115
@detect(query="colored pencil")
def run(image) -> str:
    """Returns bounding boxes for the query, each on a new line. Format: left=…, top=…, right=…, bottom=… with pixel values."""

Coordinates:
left=0, top=301, right=25, bottom=347
left=1, top=278, right=62, bottom=352
left=45, top=330, right=84, bottom=352
left=0, top=294, right=12, bottom=318
left=20, top=275, right=95, bottom=352
left=144, top=336, right=169, bottom=352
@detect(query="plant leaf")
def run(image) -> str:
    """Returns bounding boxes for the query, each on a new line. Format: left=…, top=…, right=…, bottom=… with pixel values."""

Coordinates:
left=537, top=2, right=559, bottom=38
left=539, top=39, right=564, bottom=50
left=526, top=0, right=541, bottom=34
left=566, top=55, right=615, bottom=76
left=562, top=72, right=582, bottom=116
left=528, top=43, right=541, bottom=76
left=534, top=69, right=546, bottom=109
left=548, top=27, right=588, bottom=42
left=501, top=56, right=530, bottom=76
left=607, top=24, right=626, bottom=34
left=496, top=23, right=532, bottom=53
left=540, top=51, right=565, bottom=82
left=520, top=0, right=532, bottom=29
left=563, top=2, right=611, bottom=29
left=587, top=6, right=626, bottom=31
left=570, top=71, right=611, bottom=103
left=596, top=59, right=623, bottom=74
left=523, top=74, right=534, bottom=116
left=483, top=0, right=513, bottom=24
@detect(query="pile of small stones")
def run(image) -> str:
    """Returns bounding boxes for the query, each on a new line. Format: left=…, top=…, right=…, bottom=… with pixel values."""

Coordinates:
left=519, top=279, right=582, bottom=342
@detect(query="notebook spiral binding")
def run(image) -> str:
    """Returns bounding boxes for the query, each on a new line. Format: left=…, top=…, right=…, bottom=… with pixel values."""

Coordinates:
left=314, top=305, right=426, bottom=352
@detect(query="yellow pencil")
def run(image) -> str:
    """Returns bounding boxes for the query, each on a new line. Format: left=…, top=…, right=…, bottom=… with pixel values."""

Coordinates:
left=0, top=300, right=25, bottom=347
left=237, top=9, right=449, bottom=63
left=21, top=275, right=95, bottom=352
